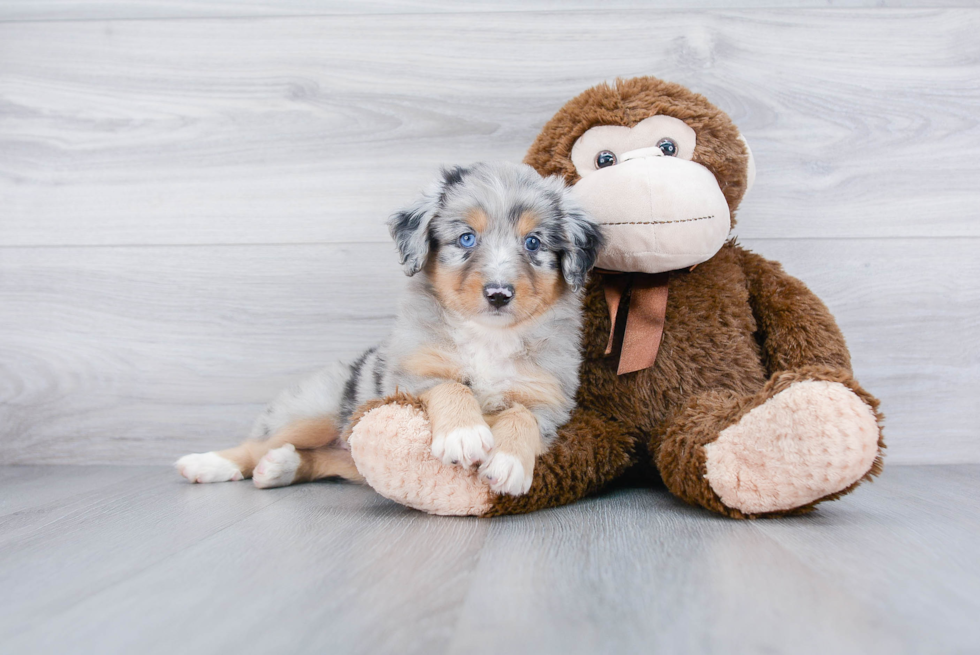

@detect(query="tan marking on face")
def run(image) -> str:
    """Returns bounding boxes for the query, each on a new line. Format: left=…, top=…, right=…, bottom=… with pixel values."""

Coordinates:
left=426, top=257, right=486, bottom=317
left=465, top=207, right=489, bottom=233
left=425, top=218, right=565, bottom=323
left=517, top=210, right=541, bottom=236
left=503, top=365, right=566, bottom=411
left=401, top=346, right=463, bottom=383
left=511, top=266, right=566, bottom=324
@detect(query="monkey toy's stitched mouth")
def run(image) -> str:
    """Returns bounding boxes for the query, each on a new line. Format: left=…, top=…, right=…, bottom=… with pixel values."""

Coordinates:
left=569, top=155, right=733, bottom=275
left=602, top=215, right=715, bottom=226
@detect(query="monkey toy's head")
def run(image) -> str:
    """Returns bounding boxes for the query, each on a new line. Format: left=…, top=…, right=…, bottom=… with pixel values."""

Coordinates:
left=524, top=77, right=755, bottom=274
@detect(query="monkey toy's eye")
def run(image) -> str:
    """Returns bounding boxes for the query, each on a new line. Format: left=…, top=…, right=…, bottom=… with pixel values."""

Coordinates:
left=524, top=235, right=541, bottom=252
left=458, top=232, right=477, bottom=248
left=657, top=138, right=678, bottom=157
left=594, top=150, right=617, bottom=169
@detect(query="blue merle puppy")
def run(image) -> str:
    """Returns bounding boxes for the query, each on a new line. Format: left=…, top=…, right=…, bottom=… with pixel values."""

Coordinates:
left=177, top=162, right=602, bottom=496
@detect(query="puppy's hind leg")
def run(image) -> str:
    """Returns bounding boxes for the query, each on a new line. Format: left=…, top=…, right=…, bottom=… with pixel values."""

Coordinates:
left=177, top=417, right=340, bottom=485
left=254, top=443, right=364, bottom=489
left=250, top=417, right=345, bottom=488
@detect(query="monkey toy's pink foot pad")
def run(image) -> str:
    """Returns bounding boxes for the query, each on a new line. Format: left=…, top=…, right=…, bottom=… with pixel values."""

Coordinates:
left=348, top=402, right=492, bottom=516
left=704, top=380, right=880, bottom=515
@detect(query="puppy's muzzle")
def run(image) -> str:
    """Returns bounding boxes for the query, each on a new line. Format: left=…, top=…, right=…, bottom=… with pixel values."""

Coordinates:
left=484, top=283, right=514, bottom=308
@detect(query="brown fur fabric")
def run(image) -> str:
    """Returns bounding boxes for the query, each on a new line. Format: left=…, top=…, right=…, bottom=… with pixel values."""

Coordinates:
left=477, top=76, right=886, bottom=518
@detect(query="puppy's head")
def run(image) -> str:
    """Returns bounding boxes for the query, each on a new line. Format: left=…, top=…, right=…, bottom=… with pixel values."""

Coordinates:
left=389, top=162, right=602, bottom=326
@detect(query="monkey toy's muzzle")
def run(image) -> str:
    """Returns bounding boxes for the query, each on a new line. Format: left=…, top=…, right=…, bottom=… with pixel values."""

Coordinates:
left=569, top=150, right=731, bottom=274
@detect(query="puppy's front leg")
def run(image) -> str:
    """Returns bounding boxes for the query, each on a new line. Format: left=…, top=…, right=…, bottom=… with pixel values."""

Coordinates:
left=479, top=404, right=542, bottom=496
left=423, top=382, right=494, bottom=468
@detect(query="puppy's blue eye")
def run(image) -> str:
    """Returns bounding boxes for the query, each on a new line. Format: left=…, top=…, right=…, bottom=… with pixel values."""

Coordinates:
left=524, top=236, right=541, bottom=252
left=458, top=233, right=476, bottom=248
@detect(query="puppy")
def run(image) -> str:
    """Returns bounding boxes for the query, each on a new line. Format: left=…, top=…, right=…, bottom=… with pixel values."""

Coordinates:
left=176, top=162, right=602, bottom=495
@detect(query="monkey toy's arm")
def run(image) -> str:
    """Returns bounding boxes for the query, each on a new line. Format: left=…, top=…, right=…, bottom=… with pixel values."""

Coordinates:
left=654, top=247, right=885, bottom=519
left=739, top=248, right=853, bottom=375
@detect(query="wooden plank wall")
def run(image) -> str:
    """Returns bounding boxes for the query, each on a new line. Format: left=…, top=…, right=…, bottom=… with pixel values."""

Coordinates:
left=1, top=2, right=977, bottom=465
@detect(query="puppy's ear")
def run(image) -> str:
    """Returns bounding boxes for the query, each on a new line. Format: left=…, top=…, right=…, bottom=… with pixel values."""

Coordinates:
left=388, top=166, right=468, bottom=276
left=388, top=195, right=438, bottom=277
left=554, top=182, right=603, bottom=291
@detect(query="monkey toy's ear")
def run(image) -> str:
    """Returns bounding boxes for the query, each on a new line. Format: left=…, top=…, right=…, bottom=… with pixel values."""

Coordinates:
left=555, top=182, right=604, bottom=292
left=387, top=166, right=468, bottom=276
left=739, top=134, right=757, bottom=195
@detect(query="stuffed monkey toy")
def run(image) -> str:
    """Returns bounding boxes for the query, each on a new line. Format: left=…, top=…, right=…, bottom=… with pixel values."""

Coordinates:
left=346, top=76, right=885, bottom=518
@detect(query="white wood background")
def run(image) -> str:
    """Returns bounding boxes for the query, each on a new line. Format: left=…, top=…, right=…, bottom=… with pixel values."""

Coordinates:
left=1, top=1, right=977, bottom=465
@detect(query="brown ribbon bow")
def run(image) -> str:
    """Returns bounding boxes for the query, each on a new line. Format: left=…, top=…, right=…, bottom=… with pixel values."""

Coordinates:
left=600, top=271, right=670, bottom=375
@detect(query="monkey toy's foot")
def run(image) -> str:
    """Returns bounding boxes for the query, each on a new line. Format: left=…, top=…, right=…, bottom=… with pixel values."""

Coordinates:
left=702, top=378, right=880, bottom=515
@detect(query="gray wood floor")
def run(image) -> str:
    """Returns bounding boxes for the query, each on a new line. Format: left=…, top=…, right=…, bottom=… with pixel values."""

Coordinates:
left=1, top=464, right=978, bottom=655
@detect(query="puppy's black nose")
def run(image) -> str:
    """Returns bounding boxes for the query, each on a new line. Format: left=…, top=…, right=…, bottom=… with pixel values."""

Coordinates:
left=484, top=283, right=515, bottom=308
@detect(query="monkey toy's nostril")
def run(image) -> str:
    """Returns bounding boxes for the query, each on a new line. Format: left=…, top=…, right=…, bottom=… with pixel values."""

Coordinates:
left=484, top=283, right=514, bottom=308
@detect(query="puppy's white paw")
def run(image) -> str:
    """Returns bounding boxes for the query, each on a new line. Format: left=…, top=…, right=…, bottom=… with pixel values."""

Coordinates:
left=253, top=444, right=301, bottom=489
left=479, top=451, right=532, bottom=496
left=431, top=424, right=494, bottom=468
left=175, top=452, right=243, bottom=483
